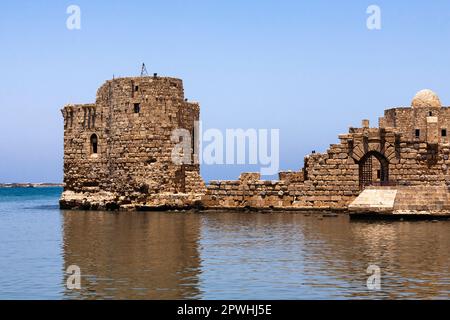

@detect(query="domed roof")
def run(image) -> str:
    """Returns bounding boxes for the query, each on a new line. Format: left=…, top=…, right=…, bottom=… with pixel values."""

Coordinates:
left=411, top=89, right=441, bottom=108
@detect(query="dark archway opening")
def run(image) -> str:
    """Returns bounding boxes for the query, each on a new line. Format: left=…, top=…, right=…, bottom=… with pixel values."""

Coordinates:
left=358, top=151, right=389, bottom=189
left=90, top=134, right=98, bottom=154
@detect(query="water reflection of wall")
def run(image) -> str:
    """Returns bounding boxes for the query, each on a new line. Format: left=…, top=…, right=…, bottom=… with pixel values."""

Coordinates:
left=346, top=221, right=450, bottom=299
left=61, top=211, right=202, bottom=299
left=293, top=216, right=450, bottom=299
left=198, top=212, right=449, bottom=299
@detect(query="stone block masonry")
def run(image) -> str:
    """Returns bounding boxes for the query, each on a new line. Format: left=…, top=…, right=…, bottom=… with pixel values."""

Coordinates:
left=60, top=75, right=206, bottom=210
left=60, top=78, right=450, bottom=216
left=349, top=185, right=450, bottom=218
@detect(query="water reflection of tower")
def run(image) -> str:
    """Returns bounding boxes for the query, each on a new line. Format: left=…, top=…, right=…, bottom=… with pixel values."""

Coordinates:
left=61, top=211, right=202, bottom=299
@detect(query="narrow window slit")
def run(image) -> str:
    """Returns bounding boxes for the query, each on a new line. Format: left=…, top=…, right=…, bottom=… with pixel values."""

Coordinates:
left=90, top=134, right=98, bottom=154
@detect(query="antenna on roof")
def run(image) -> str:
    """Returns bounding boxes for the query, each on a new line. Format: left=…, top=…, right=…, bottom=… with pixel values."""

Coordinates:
left=140, top=63, right=149, bottom=77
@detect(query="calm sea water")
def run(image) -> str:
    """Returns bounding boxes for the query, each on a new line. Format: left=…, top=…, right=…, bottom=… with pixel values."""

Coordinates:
left=0, top=187, right=448, bottom=300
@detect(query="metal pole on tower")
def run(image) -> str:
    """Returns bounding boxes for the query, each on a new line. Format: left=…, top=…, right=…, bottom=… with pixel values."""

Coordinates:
left=140, top=63, right=148, bottom=77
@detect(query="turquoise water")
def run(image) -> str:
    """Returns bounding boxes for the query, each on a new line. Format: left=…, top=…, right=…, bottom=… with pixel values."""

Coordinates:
left=0, top=187, right=449, bottom=300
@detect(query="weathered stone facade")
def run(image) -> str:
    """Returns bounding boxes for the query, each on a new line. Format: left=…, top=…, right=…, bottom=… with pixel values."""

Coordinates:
left=60, top=79, right=450, bottom=215
left=60, top=76, right=206, bottom=210
left=202, top=89, right=450, bottom=213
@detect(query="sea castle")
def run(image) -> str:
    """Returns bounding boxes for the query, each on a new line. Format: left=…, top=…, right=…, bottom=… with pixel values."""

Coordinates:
left=60, top=75, right=450, bottom=217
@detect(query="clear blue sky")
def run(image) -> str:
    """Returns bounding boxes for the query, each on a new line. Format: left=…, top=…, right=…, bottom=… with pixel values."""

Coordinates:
left=1, top=0, right=450, bottom=183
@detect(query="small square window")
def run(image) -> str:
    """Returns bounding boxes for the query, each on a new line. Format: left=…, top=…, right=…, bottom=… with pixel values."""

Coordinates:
left=442, top=129, right=447, bottom=137
left=134, top=86, right=139, bottom=92
left=415, top=129, right=420, bottom=138
left=429, top=111, right=433, bottom=116
left=134, top=103, right=140, bottom=113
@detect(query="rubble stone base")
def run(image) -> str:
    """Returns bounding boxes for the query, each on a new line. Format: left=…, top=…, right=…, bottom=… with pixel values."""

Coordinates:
left=60, top=191, right=204, bottom=211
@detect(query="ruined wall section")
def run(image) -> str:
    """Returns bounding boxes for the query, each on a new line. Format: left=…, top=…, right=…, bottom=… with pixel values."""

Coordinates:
left=62, top=82, right=450, bottom=212
left=387, top=140, right=450, bottom=185
left=176, top=101, right=206, bottom=194
left=298, top=140, right=360, bottom=208
left=62, top=103, right=107, bottom=194
left=202, top=125, right=409, bottom=210
left=202, top=173, right=295, bottom=209
left=202, top=135, right=361, bottom=210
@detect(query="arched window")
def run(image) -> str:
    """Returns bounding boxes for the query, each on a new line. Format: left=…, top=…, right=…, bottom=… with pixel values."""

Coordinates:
left=90, top=134, right=98, bottom=154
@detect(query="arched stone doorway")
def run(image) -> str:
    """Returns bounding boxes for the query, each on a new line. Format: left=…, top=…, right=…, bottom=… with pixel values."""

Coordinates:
left=358, top=151, right=389, bottom=189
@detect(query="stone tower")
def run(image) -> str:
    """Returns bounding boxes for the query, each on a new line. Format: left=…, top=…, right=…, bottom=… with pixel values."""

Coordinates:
left=60, top=75, right=205, bottom=210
